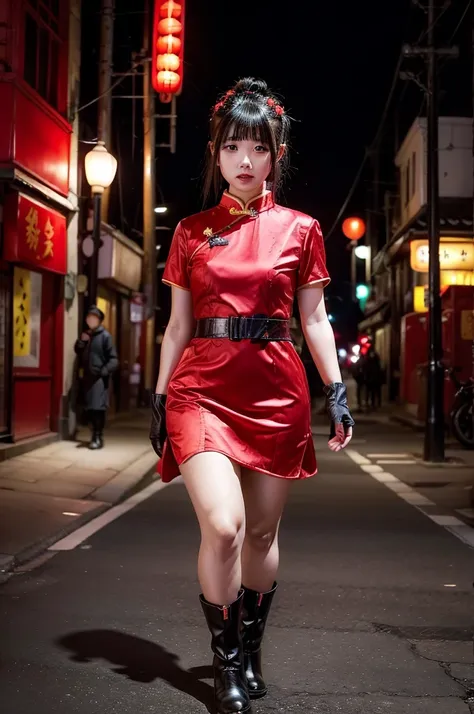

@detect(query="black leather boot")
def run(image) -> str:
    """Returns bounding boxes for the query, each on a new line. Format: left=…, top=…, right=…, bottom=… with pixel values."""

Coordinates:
left=88, top=412, right=104, bottom=449
left=241, top=582, right=277, bottom=698
left=88, top=431, right=102, bottom=450
left=200, top=590, right=251, bottom=714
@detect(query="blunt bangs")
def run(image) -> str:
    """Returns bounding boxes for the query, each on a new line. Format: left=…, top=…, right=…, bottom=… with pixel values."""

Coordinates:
left=220, top=104, right=276, bottom=150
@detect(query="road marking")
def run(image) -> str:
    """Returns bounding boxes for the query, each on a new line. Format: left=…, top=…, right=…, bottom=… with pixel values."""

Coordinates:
left=367, top=453, right=411, bottom=458
left=376, top=459, right=417, bottom=465
left=360, top=464, right=384, bottom=473
left=345, top=450, right=474, bottom=549
left=456, top=508, right=474, bottom=520
left=49, top=478, right=169, bottom=551
left=345, top=449, right=371, bottom=465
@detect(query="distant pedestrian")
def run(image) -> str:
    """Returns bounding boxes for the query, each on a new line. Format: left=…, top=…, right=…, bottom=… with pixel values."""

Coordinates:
left=350, top=354, right=366, bottom=411
left=149, top=77, right=355, bottom=714
left=74, top=305, right=118, bottom=449
left=365, top=347, right=383, bottom=409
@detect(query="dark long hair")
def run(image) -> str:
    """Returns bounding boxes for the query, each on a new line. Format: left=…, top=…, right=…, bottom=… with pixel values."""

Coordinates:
left=203, top=78, right=291, bottom=206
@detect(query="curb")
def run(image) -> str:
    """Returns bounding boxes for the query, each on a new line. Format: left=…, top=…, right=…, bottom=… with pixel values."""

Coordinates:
left=390, top=413, right=425, bottom=432
left=0, top=456, right=159, bottom=578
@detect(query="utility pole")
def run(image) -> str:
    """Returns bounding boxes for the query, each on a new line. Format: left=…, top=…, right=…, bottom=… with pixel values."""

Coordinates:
left=98, top=0, right=114, bottom=222
left=472, top=0, right=474, bottom=380
left=424, top=0, right=444, bottom=462
left=403, top=0, right=458, bottom=463
left=143, top=0, right=156, bottom=400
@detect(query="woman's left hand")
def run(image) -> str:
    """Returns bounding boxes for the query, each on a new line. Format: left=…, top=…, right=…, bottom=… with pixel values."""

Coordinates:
left=328, top=423, right=353, bottom=452
left=323, top=382, right=355, bottom=451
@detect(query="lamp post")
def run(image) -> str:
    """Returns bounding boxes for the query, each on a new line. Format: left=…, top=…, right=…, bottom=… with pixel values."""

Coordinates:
left=84, top=141, right=117, bottom=307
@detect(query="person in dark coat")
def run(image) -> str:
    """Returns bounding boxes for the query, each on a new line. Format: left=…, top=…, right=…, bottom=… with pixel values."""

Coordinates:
left=364, top=346, right=383, bottom=410
left=74, top=305, right=118, bottom=449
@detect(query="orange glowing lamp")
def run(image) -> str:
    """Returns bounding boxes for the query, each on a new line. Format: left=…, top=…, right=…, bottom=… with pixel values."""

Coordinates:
left=342, top=216, right=366, bottom=241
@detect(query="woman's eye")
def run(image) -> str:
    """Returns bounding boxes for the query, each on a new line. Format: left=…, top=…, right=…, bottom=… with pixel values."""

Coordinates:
left=255, top=145, right=268, bottom=152
left=224, top=144, right=237, bottom=151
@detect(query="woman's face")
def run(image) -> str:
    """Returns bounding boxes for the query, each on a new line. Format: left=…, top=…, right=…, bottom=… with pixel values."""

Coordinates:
left=218, top=135, right=273, bottom=201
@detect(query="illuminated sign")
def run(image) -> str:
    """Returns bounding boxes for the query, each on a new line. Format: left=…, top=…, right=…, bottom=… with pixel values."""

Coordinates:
left=410, top=240, right=474, bottom=273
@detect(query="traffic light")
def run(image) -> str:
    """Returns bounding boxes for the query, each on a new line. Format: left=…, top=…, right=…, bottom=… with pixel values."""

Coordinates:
left=355, top=283, right=370, bottom=311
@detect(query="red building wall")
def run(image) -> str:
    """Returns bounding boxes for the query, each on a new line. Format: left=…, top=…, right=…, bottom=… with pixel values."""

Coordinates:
left=0, top=0, right=71, bottom=195
left=0, top=0, right=71, bottom=441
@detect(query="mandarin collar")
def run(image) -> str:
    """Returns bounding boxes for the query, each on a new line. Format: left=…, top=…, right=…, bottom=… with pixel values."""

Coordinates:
left=219, top=190, right=274, bottom=215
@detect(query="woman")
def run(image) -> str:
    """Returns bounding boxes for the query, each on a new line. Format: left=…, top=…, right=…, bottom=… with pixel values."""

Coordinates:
left=150, top=77, right=354, bottom=714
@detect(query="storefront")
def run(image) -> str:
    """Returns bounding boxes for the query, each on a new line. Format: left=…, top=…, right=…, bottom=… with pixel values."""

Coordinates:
left=1, top=191, right=67, bottom=441
left=96, top=223, right=144, bottom=414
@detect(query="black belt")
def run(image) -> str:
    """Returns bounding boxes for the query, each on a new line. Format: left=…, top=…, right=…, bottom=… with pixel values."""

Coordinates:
left=194, top=315, right=292, bottom=342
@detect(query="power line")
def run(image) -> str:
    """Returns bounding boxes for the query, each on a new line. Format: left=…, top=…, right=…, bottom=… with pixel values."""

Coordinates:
left=324, top=52, right=403, bottom=242
left=77, top=57, right=146, bottom=114
left=447, top=0, right=471, bottom=43
left=324, top=2, right=455, bottom=243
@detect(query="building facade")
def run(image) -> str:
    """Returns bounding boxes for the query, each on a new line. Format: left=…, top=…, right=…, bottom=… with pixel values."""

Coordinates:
left=362, top=117, right=474, bottom=414
left=0, top=0, right=80, bottom=441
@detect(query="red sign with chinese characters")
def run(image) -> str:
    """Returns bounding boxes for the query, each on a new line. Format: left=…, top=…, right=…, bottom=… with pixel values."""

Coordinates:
left=3, top=193, right=67, bottom=275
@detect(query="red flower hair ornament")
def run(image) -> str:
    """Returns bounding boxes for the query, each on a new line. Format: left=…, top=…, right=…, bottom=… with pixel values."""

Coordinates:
left=212, top=91, right=285, bottom=117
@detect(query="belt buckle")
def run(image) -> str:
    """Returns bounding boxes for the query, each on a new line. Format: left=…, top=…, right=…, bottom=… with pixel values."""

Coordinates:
left=251, top=314, right=270, bottom=341
left=228, top=316, right=243, bottom=341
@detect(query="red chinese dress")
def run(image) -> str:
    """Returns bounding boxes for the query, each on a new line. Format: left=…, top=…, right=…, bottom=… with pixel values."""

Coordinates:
left=157, top=190, right=330, bottom=483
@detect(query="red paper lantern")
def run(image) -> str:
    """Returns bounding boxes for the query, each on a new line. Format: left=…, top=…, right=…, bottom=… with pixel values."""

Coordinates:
left=157, top=53, right=180, bottom=72
left=157, top=34, right=181, bottom=54
left=159, top=0, right=182, bottom=17
left=158, top=17, right=182, bottom=34
left=342, top=216, right=365, bottom=241
left=157, top=70, right=181, bottom=93
left=152, top=0, right=186, bottom=97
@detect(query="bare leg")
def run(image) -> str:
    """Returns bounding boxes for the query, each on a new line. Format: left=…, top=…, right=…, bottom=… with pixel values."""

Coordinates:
left=180, top=451, right=246, bottom=605
left=240, top=470, right=291, bottom=592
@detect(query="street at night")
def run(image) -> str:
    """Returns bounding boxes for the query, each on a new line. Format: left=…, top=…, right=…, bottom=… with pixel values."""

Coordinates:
left=1, top=417, right=474, bottom=714
left=1, top=1, right=473, bottom=713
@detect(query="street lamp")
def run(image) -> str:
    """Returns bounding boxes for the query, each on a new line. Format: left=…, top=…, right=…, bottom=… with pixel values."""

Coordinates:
left=154, top=206, right=168, bottom=214
left=84, top=141, right=117, bottom=306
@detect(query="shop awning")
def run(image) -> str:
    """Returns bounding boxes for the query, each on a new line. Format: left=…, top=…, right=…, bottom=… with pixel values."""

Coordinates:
left=373, top=198, right=474, bottom=275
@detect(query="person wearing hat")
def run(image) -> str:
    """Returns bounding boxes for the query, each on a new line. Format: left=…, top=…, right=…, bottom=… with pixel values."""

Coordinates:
left=74, top=305, right=118, bottom=449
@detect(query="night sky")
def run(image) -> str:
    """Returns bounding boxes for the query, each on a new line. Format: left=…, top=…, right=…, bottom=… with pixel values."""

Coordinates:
left=80, top=0, right=472, bottom=337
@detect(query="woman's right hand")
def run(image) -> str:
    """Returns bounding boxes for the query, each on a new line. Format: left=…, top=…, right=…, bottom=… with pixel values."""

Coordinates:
left=150, top=394, right=167, bottom=457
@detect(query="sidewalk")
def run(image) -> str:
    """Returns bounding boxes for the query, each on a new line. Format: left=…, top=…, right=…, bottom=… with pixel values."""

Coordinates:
left=313, top=380, right=474, bottom=525
left=0, top=410, right=157, bottom=575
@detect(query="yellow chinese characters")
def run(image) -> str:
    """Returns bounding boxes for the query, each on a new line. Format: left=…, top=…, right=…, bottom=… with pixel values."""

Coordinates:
left=43, top=217, right=54, bottom=258
left=25, top=207, right=40, bottom=252
left=25, top=209, right=54, bottom=260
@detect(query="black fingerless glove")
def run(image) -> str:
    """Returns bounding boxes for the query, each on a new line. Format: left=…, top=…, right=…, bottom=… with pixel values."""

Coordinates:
left=323, top=382, right=355, bottom=439
left=150, top=393, right=167, bottom=458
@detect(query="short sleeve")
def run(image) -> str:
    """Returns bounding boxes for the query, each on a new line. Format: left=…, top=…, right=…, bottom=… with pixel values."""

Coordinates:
left=162, top=222, right=190, bottom=290
left=297, top=219, right=331, bottom=290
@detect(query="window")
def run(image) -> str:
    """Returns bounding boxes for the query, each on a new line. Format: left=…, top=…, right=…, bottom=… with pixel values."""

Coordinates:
left=411, top=151, right=416, bottom=198
left=23, top=1, right=62, bottom=110
left=404, top=162, right=410, bottom=206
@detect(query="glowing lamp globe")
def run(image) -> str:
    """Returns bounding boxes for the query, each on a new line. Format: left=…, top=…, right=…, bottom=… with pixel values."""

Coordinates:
left=84, top=141, right=117, bottom=194
left=157, top=34, right=182, bottom=54
left=354, top=245, right=370, bottom=260
left=157, top=53, right=180, bottom=72
left=159, top=0, right=182, bottom=17
left=156, top=70, right=181, bottom=93
left=356, top=284, right=370, bottom=300
left=342, top=216, right=365, bottom=241
left=158, top=17, right=182, bottom=34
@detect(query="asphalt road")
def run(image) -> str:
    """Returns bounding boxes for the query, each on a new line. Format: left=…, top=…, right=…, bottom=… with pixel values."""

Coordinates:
left=1, top=421, right=473, bottom=714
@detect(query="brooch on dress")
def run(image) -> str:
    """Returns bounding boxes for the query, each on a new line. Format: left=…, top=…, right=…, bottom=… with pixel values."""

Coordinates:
left=203, top=227, right=229, bottom=248
left=229, top=207, right=258, bottom=217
